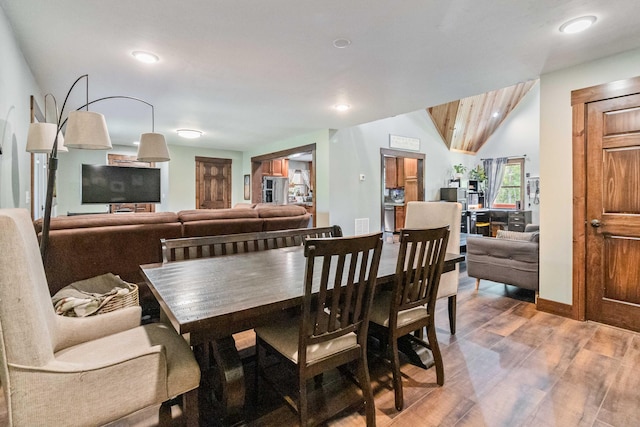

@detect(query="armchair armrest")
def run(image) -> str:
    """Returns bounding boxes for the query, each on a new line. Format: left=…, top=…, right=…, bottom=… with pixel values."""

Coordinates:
left=54, top=306, right=142, bottom=352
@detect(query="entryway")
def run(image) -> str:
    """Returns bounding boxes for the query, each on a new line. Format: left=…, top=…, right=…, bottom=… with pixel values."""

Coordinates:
left=196, top=156, right=232, bottom=209
left=573, top=75, right=640, bottom=332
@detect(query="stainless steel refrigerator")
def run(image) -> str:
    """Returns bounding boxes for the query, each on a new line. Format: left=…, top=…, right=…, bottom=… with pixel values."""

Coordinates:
left=262, top=176, right=289, bottom=204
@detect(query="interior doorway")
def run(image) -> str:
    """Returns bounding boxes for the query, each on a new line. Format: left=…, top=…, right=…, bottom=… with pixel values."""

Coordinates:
left=380, top=148, right=425, bottom=237
left=250, top=143, right=316, bottom=226
left=572, top=75, right=640, bottom=332
left=196, top=156, right=232, bottom=209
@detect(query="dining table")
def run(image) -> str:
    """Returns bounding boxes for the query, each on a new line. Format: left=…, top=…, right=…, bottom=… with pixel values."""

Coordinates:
left=140, top=240, right=464, bottom=417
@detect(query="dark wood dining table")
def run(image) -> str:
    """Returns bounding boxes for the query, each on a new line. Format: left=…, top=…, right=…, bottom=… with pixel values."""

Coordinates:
left=140, top=241, right=464, bottom=416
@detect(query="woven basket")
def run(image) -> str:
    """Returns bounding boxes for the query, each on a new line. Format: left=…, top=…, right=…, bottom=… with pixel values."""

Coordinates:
left=97, top=283, right=139, bottom=314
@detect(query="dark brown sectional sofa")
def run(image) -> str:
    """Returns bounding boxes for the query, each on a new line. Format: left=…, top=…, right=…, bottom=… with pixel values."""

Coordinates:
left=34, top=204, right=311, bottom=314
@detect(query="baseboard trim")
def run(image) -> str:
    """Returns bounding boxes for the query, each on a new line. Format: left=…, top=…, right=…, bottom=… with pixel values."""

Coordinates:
left=536, top=297, right=576, bottom=319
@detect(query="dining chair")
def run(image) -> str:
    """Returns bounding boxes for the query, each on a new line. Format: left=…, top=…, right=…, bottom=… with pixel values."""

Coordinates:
left=369, top=226, right=449, bottom=411
left=404, top=201, right=461, bottom=334
left=0, top=208, right=201, bottom=426
left=254, top=232, right=383, bottom=426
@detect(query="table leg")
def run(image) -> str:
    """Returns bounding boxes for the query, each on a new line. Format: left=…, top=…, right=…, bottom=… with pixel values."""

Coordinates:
left=210, top=337, right=245, bottom=414
left=397, top=334, right=435, bottom=369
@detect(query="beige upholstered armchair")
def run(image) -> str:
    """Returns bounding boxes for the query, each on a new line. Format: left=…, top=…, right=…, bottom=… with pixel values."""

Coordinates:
left=0, top=209, right=201, bottom=426
left=404, top=201, right=462, bottom=334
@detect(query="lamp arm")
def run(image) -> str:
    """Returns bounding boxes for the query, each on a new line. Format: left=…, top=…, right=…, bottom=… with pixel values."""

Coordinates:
left=58, top=96, right=155, bottom=132
left=41, top=76, right=157, bottom=259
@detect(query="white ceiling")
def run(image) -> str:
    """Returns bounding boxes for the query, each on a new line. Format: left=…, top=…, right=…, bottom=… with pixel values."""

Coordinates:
left=2, top=0, right=640, bottom=152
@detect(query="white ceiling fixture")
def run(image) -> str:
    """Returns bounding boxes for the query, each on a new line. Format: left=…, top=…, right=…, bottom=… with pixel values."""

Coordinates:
left=334, top=104, right=351, bottom=112
left=131, top=50, right=159, bottom=64
left=559, top=16, right=597, bottom=34
left=333, top=38, right=351, bottom=48
left=176, top=129, right=203, bottom=139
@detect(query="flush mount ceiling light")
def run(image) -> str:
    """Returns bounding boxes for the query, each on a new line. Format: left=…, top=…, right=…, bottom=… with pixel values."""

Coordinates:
left=334, top=104, right=351, bottom=112
left=559, top=16, right=597, bottom=34
left=333, top=38, right=351, bottom=49
left=176, top=129, right=203, bottom=139
left=132, top=50, right=160, bottom=64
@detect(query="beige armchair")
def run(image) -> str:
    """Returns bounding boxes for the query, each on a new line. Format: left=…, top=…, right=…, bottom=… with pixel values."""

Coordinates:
left=404, top=201, right=462, bottom=334
left=0, top=209, right=201, bottom=426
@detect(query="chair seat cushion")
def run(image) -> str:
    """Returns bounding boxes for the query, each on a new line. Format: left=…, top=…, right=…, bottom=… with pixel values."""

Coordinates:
left=255, top=316, right=358, bottom=364
left=369, top=291, right=429, bottom=328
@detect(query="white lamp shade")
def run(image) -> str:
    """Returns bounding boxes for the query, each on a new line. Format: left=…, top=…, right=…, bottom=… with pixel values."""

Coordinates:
left=137, top=132, right=170, bottom=162
left=64, top=110, right=112, bottom=149
left=26, top=122, right=68, bottom=153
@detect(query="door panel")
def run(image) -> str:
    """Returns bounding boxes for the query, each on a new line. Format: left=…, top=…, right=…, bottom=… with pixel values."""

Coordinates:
left=196, top=157, right=231, bottom=209
left=586, top=93, right=640, bottom=331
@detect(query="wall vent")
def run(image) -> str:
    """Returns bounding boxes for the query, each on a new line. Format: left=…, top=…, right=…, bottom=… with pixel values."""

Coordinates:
left=355, top=218, right=369, bottom=235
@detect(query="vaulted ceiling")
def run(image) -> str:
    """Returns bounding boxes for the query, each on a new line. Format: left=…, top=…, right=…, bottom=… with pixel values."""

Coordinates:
left=427, top=80, right=537, bottom=154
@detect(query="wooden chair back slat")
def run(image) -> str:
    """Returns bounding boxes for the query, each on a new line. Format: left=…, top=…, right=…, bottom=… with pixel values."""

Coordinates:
left=393, top=227, right=449, bottom=319
left=301, top=233, right=383, bottom=363
left=161, top=225, right=343, bottom=263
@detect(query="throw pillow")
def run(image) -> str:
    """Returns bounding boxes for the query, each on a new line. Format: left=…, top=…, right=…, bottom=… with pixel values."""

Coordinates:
left=496, top=230, right=536, bottom=241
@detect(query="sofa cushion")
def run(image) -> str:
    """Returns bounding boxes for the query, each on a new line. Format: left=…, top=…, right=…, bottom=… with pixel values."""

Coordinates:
left=177, top=208, right=259, bottom=222
left=496, top=229, right=538, bottom=242
left=254, top=204, right=307, bottom=218
left=34, top=212, right=179, bottom=233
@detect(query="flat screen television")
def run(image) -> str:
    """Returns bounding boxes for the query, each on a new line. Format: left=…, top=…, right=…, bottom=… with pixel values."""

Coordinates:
left=81, top=164, right=161, bottom=204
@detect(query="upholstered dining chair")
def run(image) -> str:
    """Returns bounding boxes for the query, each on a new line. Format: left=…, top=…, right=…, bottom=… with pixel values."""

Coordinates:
left=404, top=201, right=461, bottom=334
left=369, top=226, right=450, bottom=411
left=254, top=232, right=383, bottom=426
left=0, top=209, right=201, bottom=426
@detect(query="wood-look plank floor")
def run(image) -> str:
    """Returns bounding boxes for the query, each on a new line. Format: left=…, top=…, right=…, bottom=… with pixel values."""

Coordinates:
left=2, top=264, right=639, bottom=427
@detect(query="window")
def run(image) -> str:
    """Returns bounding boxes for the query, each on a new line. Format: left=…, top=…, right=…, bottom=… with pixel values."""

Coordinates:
left=494, top=158, right=524, bottom=208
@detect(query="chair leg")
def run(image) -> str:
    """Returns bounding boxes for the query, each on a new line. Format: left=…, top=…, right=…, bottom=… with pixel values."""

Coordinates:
left=158, top=401, right=171, bottom=427
left=183, top=388, right=200, bottom=427
left=475, top=278, right=481, bottom=291
left=447, top=295, right=457, bottom=335
left=390, top=335, right=403, bottom=411
left=426, top=321, right=444, bottom=386
left=357, top=351, right=376, bottom=426
left=299, top=375, right=308, bottom=426
left=254, top=337, right=261, bottom=408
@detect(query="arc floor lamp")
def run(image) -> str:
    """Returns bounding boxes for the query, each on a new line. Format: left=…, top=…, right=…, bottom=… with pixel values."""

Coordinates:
left=26, top=74, right=171, bottom=259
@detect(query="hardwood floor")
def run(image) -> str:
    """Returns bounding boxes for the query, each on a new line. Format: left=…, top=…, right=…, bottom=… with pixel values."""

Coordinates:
left=2, top=264, right=638, bottom=426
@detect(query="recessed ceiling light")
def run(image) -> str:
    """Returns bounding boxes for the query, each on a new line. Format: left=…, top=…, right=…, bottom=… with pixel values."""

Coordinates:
left=492, top=112, right=500, bottom=118
left=334, top=104, right=351, bottom=112
left=176, top=129, right=203, bottom=139
left=132, top=50, right=160, bottom=64
left=559, top=16, right=596, bottom=34
left=333, top=38, right=351, bottom=49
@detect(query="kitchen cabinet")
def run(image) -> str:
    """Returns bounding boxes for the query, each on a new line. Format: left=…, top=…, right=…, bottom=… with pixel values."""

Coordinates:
left=404, top=158, right=418, bottom=179
left=385, top=157, right=398, bottom=188
left=262, top=159, right=289, bottom=177
left=395, top=205, right=405, bottom=232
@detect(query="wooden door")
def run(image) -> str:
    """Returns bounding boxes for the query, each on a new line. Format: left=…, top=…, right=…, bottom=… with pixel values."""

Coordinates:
left=107, top=154, right=155, bottom=213
left=585, top=94, right=640, bottom=331
left=196, top=157, right=231, bottom=209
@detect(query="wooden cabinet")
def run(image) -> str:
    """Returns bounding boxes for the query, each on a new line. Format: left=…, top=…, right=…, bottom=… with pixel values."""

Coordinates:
left=395, top=205, right=405, bottom=232
left=385, top=157, right=397, bottom=188
left=262, top=158, right=289, bottom=177
left=404, top=158, right=418, bottom=179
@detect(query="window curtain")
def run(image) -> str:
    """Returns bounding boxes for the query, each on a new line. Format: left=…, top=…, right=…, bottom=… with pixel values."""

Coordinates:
left=483, top=157, right=508, bottom=208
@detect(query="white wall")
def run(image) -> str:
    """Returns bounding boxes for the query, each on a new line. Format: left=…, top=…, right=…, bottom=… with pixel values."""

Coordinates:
left=55, top=143, right=244, bottom=215
left=0, top=7, right=42, bottom=211
left=539, top=47, right=640, bottom=305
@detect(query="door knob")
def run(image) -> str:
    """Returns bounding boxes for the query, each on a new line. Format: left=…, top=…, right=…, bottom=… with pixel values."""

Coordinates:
left=590, top=219, right=601, bottom=228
